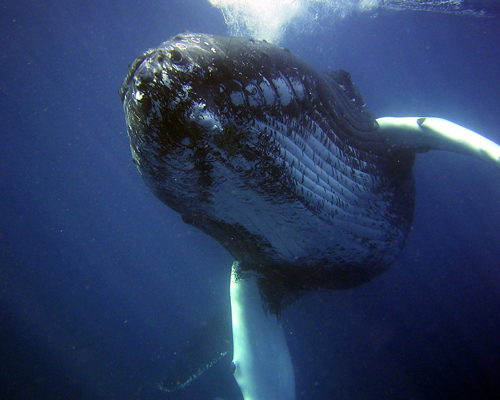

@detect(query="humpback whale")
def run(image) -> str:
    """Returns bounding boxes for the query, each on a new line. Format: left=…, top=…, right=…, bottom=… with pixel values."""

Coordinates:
left=120, top=32, right=500, bottom=399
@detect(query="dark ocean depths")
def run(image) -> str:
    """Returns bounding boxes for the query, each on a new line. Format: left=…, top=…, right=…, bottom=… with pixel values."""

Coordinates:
left=1, top=1, right=499, bottom=399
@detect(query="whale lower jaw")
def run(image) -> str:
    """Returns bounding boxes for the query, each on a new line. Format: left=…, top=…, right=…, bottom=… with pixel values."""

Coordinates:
left=172, top=112, right=413, bottom=284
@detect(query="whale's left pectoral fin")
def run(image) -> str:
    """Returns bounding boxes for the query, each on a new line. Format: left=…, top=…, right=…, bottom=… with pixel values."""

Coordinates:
left=376, top=117, right=500, bottom=169
left=230, top=262, right=296, bottom=400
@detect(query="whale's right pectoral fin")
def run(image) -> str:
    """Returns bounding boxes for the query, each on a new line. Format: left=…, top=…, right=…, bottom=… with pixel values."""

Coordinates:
left=230, top=262, right=296, bottom=400
left=376, top=117, right=500, bottom=169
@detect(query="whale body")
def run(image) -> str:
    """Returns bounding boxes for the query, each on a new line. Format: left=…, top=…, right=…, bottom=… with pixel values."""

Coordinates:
left=120, top=33, right=500, bottom=399
left=120, top=33, right=416, bottom=296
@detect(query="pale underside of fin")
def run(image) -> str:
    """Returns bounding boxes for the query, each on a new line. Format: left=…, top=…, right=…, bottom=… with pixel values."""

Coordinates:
left=230, top=262, right=295, bottom=400
left=376, top=117, right=500, bottom=169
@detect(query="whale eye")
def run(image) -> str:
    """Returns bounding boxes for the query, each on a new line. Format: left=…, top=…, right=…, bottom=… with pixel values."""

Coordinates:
left=170, top=49, right=183, bottom=64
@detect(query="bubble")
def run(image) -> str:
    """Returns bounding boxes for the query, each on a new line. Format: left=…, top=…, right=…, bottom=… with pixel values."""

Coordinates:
left=207, top=0, right=380, bottom=43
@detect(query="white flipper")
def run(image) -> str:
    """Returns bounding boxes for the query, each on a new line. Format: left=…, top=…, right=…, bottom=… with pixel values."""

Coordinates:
left=230, top=262, right=295, bottom=400
left=376, top=117, right=500, bottom=169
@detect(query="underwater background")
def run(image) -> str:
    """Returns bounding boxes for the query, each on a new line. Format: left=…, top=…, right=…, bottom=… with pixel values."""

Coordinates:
left=1, top=1, right=499, bottom=399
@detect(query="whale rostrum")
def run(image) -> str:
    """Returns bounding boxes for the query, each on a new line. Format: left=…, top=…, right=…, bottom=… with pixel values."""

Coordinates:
left=121, top=33, right=500, bottom=399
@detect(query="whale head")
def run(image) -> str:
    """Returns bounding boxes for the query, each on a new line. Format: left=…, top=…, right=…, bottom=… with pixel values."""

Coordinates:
left=120, top=32, right=416, bottom=299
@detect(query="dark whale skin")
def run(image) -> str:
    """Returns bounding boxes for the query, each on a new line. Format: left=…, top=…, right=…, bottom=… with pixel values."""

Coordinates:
left=120, top=32, right=416, bottom=293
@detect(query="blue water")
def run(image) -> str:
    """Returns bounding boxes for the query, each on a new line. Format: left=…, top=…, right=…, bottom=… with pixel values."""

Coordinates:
left=1, top=1, right=499, bottom=399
